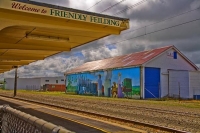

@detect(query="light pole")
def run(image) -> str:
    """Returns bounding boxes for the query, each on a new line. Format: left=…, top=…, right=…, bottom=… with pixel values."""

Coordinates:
left=13, top=66, right=18, bottom=97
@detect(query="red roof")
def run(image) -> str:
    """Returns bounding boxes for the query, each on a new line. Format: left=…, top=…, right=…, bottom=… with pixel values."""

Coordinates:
left=66, top=45, right=173, bottom=74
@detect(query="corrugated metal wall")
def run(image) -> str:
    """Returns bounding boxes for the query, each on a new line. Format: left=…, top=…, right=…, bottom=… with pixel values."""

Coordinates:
left=5, top=78, right=41, bottom=90
left=161, top=72, right=169, bottom=98
left=41, top=77, right=65, bottom=86
left=189, top=71, right=200, bottom=99
left=169, top=70, right=190, bottom=99
left=145, top=67, right=160, bottom=98
left=144, top=49, right=197, bottom=98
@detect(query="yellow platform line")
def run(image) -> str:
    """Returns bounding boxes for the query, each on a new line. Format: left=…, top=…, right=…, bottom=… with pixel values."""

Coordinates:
left=40, top=109, right=110, bottom=133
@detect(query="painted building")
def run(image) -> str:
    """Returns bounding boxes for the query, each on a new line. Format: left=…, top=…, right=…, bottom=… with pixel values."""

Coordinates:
left=65, top=46, right=199, bottom=99
left=5, top=77, right=65, bottom=90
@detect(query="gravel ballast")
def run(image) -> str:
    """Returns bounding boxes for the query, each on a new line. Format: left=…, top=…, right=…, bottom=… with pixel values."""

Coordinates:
left=0, top=90, right=200, bottom=133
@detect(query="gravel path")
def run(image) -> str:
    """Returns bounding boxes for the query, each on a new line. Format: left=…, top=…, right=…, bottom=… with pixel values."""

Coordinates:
left=0, top=91, right=200, bottom=133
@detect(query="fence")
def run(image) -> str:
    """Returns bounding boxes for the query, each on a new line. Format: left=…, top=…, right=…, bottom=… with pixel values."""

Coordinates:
left=0, top=105, right=73, bottom=133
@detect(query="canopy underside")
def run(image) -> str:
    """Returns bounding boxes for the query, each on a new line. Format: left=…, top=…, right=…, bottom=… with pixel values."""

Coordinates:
left=0, top=0, right=129, bottom=73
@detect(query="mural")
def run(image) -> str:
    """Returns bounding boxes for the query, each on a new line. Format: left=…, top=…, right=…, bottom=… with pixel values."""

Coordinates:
left=66, top=71, right=104, bottom=95
left=66, top=67, right=141, bottom=98
left=111, top=68, right=141, bottom=99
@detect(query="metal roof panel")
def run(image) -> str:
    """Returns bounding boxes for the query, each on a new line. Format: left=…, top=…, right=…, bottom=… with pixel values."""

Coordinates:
left=65, top=45, right=173, bottom=74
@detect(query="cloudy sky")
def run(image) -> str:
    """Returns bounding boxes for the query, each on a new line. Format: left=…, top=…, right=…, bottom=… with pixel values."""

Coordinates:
left=1, top=0, right=200, bottom=79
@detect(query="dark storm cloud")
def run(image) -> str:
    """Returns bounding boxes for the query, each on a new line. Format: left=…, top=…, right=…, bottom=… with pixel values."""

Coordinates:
left=126, top=0, right=195, bottom=21
left=2, top=0, right=200, bottom=79
left=76, top=0, right=200, bottom=66
left=184, top=51, right=200, bottom=64
left=32, top=0, right=70, bottom=6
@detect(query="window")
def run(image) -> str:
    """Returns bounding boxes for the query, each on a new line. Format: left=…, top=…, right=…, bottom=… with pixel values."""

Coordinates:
left=61, top=79, right=64, bottom=81
left=174, top=52, right=177, bottom=59
left=45, top=80, right=49, bottom=82
left=56, top=80, right=58, bottom=83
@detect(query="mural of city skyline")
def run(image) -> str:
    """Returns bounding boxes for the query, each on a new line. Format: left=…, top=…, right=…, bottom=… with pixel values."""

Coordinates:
left=66, top=67, right=140, bottom=98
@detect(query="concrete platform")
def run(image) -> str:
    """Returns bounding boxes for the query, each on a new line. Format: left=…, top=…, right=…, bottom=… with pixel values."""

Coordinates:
left=0, top=96, right=144, bottom=133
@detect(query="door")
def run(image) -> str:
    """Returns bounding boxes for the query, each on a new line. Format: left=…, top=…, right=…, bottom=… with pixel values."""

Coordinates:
left=169, top=70, right=189, bottom=98
left=145, top=67, right=160, bottom=98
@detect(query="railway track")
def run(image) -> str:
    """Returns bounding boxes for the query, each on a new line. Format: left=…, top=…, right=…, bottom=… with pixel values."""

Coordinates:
left=0, top=95, right=189, bottom=133
left=62, top=98, right=200, bottom=118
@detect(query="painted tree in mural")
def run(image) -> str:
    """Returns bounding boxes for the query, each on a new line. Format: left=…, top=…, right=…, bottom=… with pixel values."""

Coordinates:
left=67, top=78, right=72, bottom=91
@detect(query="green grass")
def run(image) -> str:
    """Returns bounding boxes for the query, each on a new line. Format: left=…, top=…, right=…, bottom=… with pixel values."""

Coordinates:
left=0, top=89, right=200, bottom=109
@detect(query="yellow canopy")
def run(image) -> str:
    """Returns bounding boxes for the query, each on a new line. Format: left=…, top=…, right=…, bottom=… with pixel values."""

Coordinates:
left=0, top=0, right=129, bottom=73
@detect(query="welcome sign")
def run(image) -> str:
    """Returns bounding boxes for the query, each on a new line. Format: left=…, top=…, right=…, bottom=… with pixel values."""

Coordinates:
left=0, top=0, right=128, bottom=28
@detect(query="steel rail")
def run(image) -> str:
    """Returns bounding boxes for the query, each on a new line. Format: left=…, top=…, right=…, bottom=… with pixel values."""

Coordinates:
left=57, top=99, right=200, bottom=118
left=0, top=95, right=189, bottom=133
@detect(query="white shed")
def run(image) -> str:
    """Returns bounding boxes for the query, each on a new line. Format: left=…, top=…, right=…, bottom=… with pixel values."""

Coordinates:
left=143, top=47, right=198, bottom=99
left=5, top=76, right=65, bottom=90
left=65, top=45, right=199, bottom=99
left=5, top=78, right=41, bottom=90
left=189, top=71, right=200, bottom=99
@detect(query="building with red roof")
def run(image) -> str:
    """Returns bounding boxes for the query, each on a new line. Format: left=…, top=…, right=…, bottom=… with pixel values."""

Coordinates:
left=65, top=45, right=199, bottom=99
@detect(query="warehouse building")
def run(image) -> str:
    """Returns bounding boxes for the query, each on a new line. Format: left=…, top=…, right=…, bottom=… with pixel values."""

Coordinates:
left=5, top=77, right=65, bottom=91
left=65, top=45, right=200, bottom=99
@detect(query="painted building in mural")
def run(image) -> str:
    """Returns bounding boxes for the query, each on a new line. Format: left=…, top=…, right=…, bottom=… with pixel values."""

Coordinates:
left=67, top=68, right=141, bottom=98
left=65, top=46, right=200, bottom=99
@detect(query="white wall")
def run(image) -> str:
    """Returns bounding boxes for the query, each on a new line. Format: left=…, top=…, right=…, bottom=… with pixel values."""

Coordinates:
left=5, top=76, right=66, bottom=90
left=168, top=70, right=191, bottom=99
left=189, top=71, right=200, bottom=96
left=5, top=78, right=41, bottom=90
left=160, top=73, right=168, bottom=97
left=144, top=48, right=196, bottom=98
left=40, top=77, right=65, bottom=86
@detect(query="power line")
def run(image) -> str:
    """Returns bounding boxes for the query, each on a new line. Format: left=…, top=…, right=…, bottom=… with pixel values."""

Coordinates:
left=5, top=12, right=199, bottom=75
left=100, top=0, right=127, bottom=13
left=82, top=6, right=200, bottom=51
left=109, top=17, right=200, bottom=46
left=114, top=0, right=148, bottom=15
left=68, top=16, right=200, bottom=69
left=76, top=7, right=200, bottom=53
left=87, top=0, right=105, bottom=10
left=122, top=6, right=200, bottom=35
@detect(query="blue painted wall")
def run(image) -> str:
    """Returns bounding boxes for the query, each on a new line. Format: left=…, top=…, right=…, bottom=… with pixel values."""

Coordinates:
left=193, top=95, right=200, bottom=100
left=66, top=67, right=141, bottom=98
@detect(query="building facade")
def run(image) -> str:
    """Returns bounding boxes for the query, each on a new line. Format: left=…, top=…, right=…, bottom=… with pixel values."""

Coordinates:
left=65, top=46, right=200, bottom=99
left=5, top=77, right=65, bottom=90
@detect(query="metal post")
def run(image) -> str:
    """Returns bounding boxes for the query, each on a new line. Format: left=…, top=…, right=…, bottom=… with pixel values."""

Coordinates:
left=14, top=67, right=18, bottom=97
left=168, top=70, right=169, bottom=98
left=159, top=82, right=160, bottom=99
left=64, top=74, right=67, bottom=94
left=140, top=66, right=143, bottom=99
left=178, top=82, right=180, bottom=100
